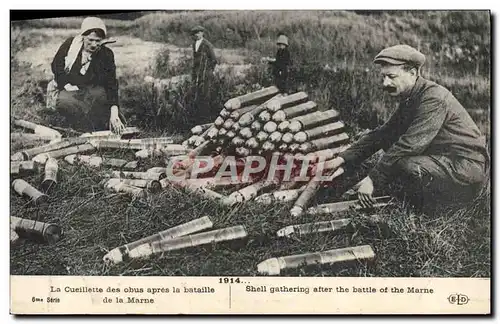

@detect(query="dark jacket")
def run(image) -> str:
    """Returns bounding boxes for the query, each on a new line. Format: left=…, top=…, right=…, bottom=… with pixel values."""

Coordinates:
left=270, top=47, right=291, bottom=92
left=271, top=47, right=291, bottom=76
left=51, top=36, right=119, bottom=106
left=192, top=38, right=217, bottom=84
left=339, top=76, right=488, bottom=184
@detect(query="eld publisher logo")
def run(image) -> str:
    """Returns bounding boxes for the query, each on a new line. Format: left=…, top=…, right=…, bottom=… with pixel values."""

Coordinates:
left=448, top=294, right=470, bottom=305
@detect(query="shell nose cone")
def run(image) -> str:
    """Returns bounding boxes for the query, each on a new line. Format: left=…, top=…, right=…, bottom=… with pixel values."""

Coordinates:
left=257, top=258, right=281, bottom=275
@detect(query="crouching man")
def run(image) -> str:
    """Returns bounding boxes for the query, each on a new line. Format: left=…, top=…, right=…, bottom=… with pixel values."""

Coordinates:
left=48, top=17, right=125, bottom=133
left=327, top=45, right=488, bottom=211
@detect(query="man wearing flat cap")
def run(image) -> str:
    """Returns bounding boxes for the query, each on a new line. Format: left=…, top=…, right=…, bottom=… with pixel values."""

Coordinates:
left=190, top=25, right=218, bottom=121
left=327, top=44, right=488, bottom=211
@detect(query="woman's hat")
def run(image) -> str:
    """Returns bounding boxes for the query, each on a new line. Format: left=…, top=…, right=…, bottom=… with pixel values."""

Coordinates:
left=81, top=17, right=107, bottom=37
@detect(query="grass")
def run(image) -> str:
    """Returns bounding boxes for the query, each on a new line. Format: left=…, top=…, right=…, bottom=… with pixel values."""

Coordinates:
left=10, top=153, right=491, bottom=277
left=10, top=11, right=491, bottom=278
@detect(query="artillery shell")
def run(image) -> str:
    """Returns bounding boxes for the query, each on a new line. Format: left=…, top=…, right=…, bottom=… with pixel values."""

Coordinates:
left=224, top=86, right=279, bottom=110
left=239, top=127, right=253, bottom=139
left=263, top=121, right=278, bottom=133
left=229, top=104, right=258, bottom=120
left=269, top=131, right=283, bottom=143
left=12, top=179, right=49, bottom=206
left=256, top=131, right=269, bottom=142
left=259, top=110, right=272, bottom=123
left=306, top=196, right=393, bottom=215
left=235, top=147, right=251, bottom=157
left=250, top=121, right=262, bottom=131
left=11, top=216, right=63, bottom=244
left=129, top=225, right=247, bottom=259
left=288, top=109, right=340, bottom=133
left=267, top=91, right=308, bottom=112
left=33, top=143, right=96, bottom=164
left=257, top=245, right=375, bottom=275
left=299, top=133, right=350, bottom=153
left=219, top=108, right=231, bottom=118
left=107, top=178, right=162, bottom=193
left=231, top=136, right=245, bottom=146
left=223, top=119, right=235, bottom=130
left=290, top=167, right=344, bottom=217
left=103, top=216, right=213, bottom=264
left=245, top=138, right=259, bottom=149
left=282, top=133, right=294, bottom=144
left=294, top=121, right=345, bottom=143
left=41, top=158, right=58, bottom=193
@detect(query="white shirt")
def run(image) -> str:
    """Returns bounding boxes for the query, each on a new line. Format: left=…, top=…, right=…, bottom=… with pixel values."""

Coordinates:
left=195, top=38, right=203, bottom=52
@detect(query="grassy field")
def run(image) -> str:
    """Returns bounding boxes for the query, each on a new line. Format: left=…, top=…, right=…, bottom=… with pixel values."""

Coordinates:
left=10, top=11, right=491, bottom=277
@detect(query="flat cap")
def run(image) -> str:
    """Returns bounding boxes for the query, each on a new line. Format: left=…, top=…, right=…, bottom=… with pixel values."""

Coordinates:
left=191, top=25, right=205, bottom=34
left=373, top=44, right=426, bottom=67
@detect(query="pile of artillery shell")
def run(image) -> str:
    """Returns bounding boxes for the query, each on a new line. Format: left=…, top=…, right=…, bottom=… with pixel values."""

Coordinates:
left=184, top=88, right=351, bottom=159
left=166, top=87, right=357, bottom=215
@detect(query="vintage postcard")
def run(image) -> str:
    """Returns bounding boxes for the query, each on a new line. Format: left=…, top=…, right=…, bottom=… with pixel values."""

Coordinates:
left=9, top=9, right=491, bottom=315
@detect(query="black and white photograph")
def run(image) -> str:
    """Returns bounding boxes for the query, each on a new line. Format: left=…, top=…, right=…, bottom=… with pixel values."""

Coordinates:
left=8, top=8, right=492, bottom=314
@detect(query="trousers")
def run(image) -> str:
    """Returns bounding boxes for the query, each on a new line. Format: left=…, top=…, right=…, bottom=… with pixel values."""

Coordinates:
left=55, top=85, right=109, bottom=132
left=191, top=70, right=217, bottom=125
left=391, top=155, right=486, bottom=210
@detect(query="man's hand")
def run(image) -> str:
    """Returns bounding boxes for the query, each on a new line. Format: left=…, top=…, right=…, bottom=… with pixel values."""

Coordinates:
left=64, top=84, right=79, bottom=92
left=109, top=105, right=125, bottom=135
left=355, top=176, right=376, bottom=209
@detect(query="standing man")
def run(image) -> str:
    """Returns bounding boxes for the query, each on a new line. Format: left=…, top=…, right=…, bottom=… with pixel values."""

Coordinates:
left=191, top=25, right=218, bottom=121
left=326, top=45, right=488, bottom=211
left=49, top=17, right=125, bottom=133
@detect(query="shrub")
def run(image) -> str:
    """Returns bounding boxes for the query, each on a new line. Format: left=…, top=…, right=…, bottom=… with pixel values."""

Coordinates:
left=134, top=10, right=490, bottom=77
left=152, top=46, right=171, bottom=79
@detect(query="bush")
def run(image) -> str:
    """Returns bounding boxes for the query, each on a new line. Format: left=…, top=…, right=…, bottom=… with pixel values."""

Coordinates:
left=134, top=10, right=490, bottom=77
left=152, top=46, right=171, bottom=79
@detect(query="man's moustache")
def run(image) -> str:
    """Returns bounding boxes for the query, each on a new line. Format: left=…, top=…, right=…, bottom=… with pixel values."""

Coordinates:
left=384, top=87, right=397, bottom=93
